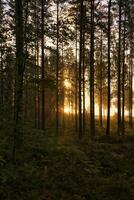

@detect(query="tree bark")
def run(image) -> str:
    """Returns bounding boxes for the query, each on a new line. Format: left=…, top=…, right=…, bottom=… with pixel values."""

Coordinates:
left=83, top=30, right=86, bottom=136
left=117, top=0, right=122, bottom=135
left=79, top=0, right=84, bottom=139
left=90, top=0, right=95, bottom=136
left=99, top=32, right=103, bottom=127
left=75, top=18, right=78, bottom=132
left=106, top=0, right=111, bottom=136
left=41, top=0, right=45, bottom=130
left=56, top=0, right=59, bottom=135
left=122, top=11, right=126, bottom=135
left=13, top=0, right=24, bottom=160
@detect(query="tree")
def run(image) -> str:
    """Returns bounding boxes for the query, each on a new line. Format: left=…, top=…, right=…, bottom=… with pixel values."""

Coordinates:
left=122, top=7, right=126, bottom=135
left=99, top=32, right=103, bottom=127
left=13, top=0, right=24, bottom=159
left=0, top=0, right=5, bottom=125
left=106, top=0, right=111, bottom=136
left=117, top=0, right=122, bottom=135
left=128, top=0, right=134, bottom=128
left=78, top=0, right=84, bottom=138
left=41, top=0, right=45, bottom=130
left=90, top=0, right=95, bottom=136
left=56, top=0, right=59, bottom=135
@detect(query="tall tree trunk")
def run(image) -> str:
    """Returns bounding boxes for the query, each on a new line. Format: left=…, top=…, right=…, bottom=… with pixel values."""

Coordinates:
left=0, top=47, right=4, bottom=125
left=122, top=12, right=126, bottom=135
left=0, top=40, right=4, bottom=125
left=34, top=0, right=38, bottom=128
left=83, top=31, right=85, bottom=136
left=13, top=0, right=24, bottom=160
left=99, top=32, right=103, bottom=127
left=0, top=0, right=4, bottom=125
left=129, top=50, right=133, bottom=128
left=61, top=39, right=65, bottom=132
left=35, top=3, right=40, bottom=129
left=41, top=0, right=45, bottom=130
left=23, top=0, right=29, bottom=122
left=90, top=0, right=95, bottom=136
left=37, top=40, right=40, bottom=129
left=117, top=0, right=122, bottom=135
left=56, top=0, right=59, bottom=135
left=75, top=19, right=78, bottom=132
left=106, top=0, right=111, bottom=136
left=79, top=0, right=84, bottom=139
left=128, top=3, right=133, bottom=128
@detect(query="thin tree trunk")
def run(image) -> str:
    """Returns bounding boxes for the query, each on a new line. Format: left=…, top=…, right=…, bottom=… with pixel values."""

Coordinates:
left=13, top=0, right=24, bottom=160
left=99, top=32, right=103, bottom=127
left=36, top=12, right=40, bottom=129
left=23, top=0, right=29, bottom=122
left=106, top=0, right=111, bottom=136
left=129, top=53, right=133, bottom=128
left=41, top=0, right=45, bottom=130
left=75, top=19, right=78, bottom=132
left=35, top=37, right=40, bottom=129
left=56, top=0, right=59, bottom=135
left=90, top=0, right=95, bottom=136
left=79, top=0, right=84, bottom=139
left=0, top=0, right=4, bottom=121
left=117, top=0, right=122, bottom=135
left=61, top=39, right=65, bottom=132
left=128, top=5, right=134, bottom=128
left=83, top=31, right=85, bottom=136
left=0, top=41, right=4, bottom=124
left=122, top=12, right=126, bottom=135
left=34, top=0, right=39, bottom=128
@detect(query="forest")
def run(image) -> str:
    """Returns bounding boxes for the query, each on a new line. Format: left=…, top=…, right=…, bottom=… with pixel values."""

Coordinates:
left=0, top=0, right=134, bottom=199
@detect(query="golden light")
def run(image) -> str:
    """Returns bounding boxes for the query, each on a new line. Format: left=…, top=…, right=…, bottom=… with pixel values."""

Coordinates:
left=62, top=70, right=134, bottom=117
left=83, top=92, right=119, bottom=117
left=64, top=106, right=71, bottom=114
left=64, top=79, right=71, bottom=89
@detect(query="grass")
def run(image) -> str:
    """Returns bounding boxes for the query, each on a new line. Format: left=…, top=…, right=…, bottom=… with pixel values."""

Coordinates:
left=0, top=126, right=134, bottom=199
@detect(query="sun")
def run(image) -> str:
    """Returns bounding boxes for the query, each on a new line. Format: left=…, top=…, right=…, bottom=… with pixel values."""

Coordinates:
left=64, top=106, right=70, bottom=114
left=64, top=79, right=71, bottom=89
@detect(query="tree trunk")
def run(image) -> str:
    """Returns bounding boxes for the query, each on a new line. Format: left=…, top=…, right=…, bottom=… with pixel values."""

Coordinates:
left=90, top=0, right=95, bottom=136
left=13, top=0, right=24, bottom=160
left=99, top=32, right=103, bottom=127
left=129, top=51, right=133, bottom=128
left=79, top=0, right=84, bottom=139
left=122, top=12, right=126, bottom=135
left=0, top=0, right=4, bottom=120
left=23, top=0, right=29, bottom=122
left=56, top=0, right=59, bottom=135
left=83, top=31, right=86, bottom=136
left=117, top=0, right=122, bottom=135
left=106, top=0, right=111, bottom=136
left=75, top=19, right=78, bottom=132
left=41, top=0, right=45, bottom=130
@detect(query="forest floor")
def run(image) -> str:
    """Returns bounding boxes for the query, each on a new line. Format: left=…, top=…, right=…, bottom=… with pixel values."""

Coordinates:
left=0, top=127, right=134, bottom=200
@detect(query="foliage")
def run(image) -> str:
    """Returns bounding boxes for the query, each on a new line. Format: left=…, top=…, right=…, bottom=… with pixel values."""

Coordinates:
left=0, top=127, right=134, bottom=199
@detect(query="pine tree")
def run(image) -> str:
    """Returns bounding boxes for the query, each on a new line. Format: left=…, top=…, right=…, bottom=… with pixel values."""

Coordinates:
left=13, top=0, right=24, bottom=159
left=90, top=0, right=95, bottom=136
left=117, top=0, right=122, bottom=135
left=106, top=0, right=111, bottom=136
